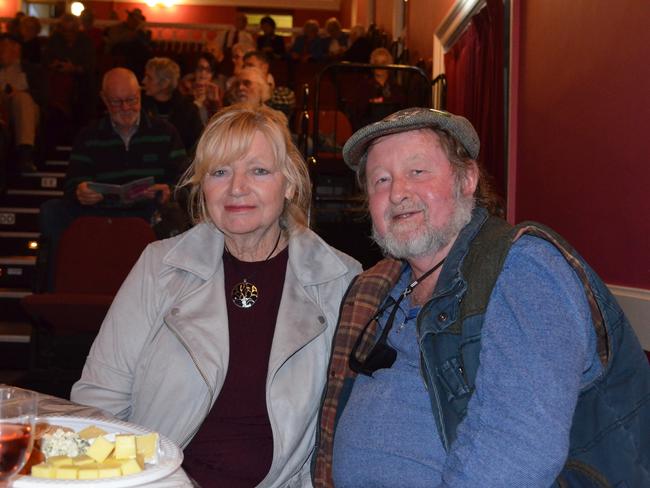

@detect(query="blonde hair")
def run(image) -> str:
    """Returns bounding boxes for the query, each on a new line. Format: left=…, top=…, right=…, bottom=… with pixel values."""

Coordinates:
left=178, top=104, right=312, bottom=232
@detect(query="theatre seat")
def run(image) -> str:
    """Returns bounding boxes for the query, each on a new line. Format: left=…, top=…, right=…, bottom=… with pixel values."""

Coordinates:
left=21, top=217, right=156, bottom=386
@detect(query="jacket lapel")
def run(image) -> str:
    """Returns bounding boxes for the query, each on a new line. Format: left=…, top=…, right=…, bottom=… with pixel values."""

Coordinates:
left=267, top=228, right=350, bottom=377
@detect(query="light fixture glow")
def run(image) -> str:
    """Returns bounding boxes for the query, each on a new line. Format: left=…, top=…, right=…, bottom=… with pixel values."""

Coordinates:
left=28, top=241, right=39, bottom=250
left=70, top=2, right=85, bottom=16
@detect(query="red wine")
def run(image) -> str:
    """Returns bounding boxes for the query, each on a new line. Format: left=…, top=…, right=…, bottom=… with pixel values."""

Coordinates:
left=0, top=423, right=33, bottom=480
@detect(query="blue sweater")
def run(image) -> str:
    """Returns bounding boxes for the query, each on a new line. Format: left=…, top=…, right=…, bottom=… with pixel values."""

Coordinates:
left=332, top=235, right=601, bottom=487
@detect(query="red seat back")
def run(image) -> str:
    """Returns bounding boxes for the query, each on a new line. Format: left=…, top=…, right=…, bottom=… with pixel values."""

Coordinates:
left=54, top=217, right=157, bottom=295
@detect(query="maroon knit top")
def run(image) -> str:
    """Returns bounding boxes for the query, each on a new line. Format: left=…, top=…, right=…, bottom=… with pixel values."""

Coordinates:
left=183, top=246, right=289, bottom=487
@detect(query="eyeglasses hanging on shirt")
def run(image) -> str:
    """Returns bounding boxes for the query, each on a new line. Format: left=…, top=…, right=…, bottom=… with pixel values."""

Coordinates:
left=349, top=257, right=445, bottom=376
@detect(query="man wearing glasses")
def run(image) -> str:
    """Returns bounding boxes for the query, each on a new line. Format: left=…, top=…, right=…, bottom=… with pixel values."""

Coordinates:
left=313, top=108, right=649, bottom=487
left=39, top=68, right=187, bottom=289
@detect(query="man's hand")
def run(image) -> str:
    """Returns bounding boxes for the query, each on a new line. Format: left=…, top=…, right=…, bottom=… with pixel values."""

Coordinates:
left=144, top=183, right=171, bottom=205
left=76, top=182, right=103, bottom=205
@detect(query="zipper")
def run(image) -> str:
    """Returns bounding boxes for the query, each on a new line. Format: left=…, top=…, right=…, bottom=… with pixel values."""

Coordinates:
left=164, top=317, right=215, bottom=447
left=311, top=275, right=359, bottom=482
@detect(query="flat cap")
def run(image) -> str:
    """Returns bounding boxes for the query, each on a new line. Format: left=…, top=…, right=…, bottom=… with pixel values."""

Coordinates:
left=342, top=107, right=480, bottom=171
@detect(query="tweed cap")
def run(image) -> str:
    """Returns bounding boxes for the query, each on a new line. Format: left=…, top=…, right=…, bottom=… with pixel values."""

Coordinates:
left=342, top=107, right=480, bottom=171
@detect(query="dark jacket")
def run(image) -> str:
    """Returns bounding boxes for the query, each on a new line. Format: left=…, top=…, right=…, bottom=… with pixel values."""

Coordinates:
left=64, top=110, right=187, bottom=202
left=142, top=90, right=203, bottom=153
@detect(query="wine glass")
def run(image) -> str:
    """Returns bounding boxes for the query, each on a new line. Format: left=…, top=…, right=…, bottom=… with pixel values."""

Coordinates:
left=0, top=387, right=37, bottom=487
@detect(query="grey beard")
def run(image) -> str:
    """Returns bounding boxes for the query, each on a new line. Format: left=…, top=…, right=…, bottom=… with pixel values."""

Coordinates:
left=372, top=193, right=475, bottom=260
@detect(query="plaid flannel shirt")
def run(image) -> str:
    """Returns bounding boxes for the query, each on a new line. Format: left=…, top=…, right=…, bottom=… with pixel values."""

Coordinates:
left=313, top=257, right=404, bottom=487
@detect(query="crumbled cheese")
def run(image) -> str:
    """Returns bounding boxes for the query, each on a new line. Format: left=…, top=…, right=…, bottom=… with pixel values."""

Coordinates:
left=41, top=429, right=90, bottom=458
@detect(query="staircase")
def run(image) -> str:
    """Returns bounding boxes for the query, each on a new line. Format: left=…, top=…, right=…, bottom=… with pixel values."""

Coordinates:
left=0, top=146, right=69, bottom=379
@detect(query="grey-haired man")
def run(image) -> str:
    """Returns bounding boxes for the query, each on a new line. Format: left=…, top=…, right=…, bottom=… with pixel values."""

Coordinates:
left=313, top=107, right=649, bottom=487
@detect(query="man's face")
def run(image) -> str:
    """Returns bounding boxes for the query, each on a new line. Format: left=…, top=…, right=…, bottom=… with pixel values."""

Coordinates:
left=102, top=76, right=141, bottom=131
left=234, top=71, right=264, bottom=105
left=365, top=129, right=477, bottom=260
left=243, top=55, right=269, bottom=76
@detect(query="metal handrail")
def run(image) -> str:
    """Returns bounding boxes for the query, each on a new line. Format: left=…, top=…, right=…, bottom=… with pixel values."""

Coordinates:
left=311, top=62, right=432, bottom=159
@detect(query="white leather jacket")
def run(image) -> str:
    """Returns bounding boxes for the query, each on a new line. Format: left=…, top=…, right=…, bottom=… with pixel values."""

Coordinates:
left=71, top=222, right=361, bottom=487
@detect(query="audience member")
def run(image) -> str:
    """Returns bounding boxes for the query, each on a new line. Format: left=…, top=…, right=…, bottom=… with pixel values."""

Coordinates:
left=215, top=11, right=254, bottom=76
left=18, top=16, right=42, bottom=64
left=351, top=47, right=406, bottom=130
left=324, top=17, right=348, bottom=59
left=39, top=68, right=187, bottom=288
left=141, top=57, right=203, bottom=152
left=186, top=52, right=224, bottom=125
left=105, top=8, right=151, bottom=79
left=243, top=50, right=295, bottom=119
left=79, top=8, right=105, bottom=59
left=342, top=25, right=372, bottom=63
left=224, top=42, right=255, bottom=91
left=42, top=14, right=96, bottom=125
left=0, top=33, right=47, bottom=173
left=219, top=12, right=255, bottom=52
left=313, top=107, right=650, bottom=487
left=289, top=19, right=327, bottom=63
left=256, top=15, right=285, bottom=59
left=71, top=103, right=361, bottom=487
left=227, top=66, right=271, bottom=107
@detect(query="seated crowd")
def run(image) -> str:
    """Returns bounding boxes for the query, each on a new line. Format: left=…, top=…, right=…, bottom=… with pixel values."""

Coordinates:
left=1, top=9, right=395, bottom=184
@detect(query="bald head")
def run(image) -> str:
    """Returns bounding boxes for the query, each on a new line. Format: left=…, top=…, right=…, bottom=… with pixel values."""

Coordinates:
left=102, top=67, right=139, bottom=94
left=101, top=68, right=141, bottom=132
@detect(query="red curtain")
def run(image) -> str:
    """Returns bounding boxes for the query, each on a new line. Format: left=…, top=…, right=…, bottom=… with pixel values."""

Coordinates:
left=444, top=0, right=505, bottom=198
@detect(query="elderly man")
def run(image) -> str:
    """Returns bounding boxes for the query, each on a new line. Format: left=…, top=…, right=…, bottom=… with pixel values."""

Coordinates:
left=142, top=57, right=203, bottom=152
left=228, top=66, right=271, bottom=107
left=243, top=50, right=295, bottom=118
left=39, top=68, right=187, bottom=289
left=0, top=33, right=47, bottom=172
left=313, top=108, right=650, bottom=487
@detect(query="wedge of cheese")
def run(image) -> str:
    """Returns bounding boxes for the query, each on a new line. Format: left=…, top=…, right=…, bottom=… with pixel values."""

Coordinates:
left=77, top=465, right=100, bottom=480
left=96, top=460, right=122, bottom=478
left=135, top=432, right=159, bottom=463
left=119, top=456, right=144, bottom=476
left=78, top=425, right=108, bottom=440
left=55, top=465, right=78, bottom=480
left=86, top=436, right=114, bottom=463
left=47, top=456, right=73, bottom=467
left=114, top=434, right=137, bottom=459
left=30, top=463, right=56, bottom=478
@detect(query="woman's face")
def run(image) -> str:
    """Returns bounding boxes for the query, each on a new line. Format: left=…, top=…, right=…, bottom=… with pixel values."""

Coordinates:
left=195, top=58, right=213, bottom=84
left=203, top=131, right=293, bottom=242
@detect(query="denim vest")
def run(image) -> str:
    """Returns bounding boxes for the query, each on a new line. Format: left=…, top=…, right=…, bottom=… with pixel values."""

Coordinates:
left=417, top=208, right=650, bottom=486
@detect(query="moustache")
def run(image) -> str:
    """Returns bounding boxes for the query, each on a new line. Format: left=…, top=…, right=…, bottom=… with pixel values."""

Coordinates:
left=385, top=203, right=426, bottom=220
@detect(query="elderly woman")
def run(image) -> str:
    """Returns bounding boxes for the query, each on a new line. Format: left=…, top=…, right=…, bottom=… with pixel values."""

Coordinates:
left=71, top=104, right=361, bottom=487
left=141, top=56, right=203, bottom=152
